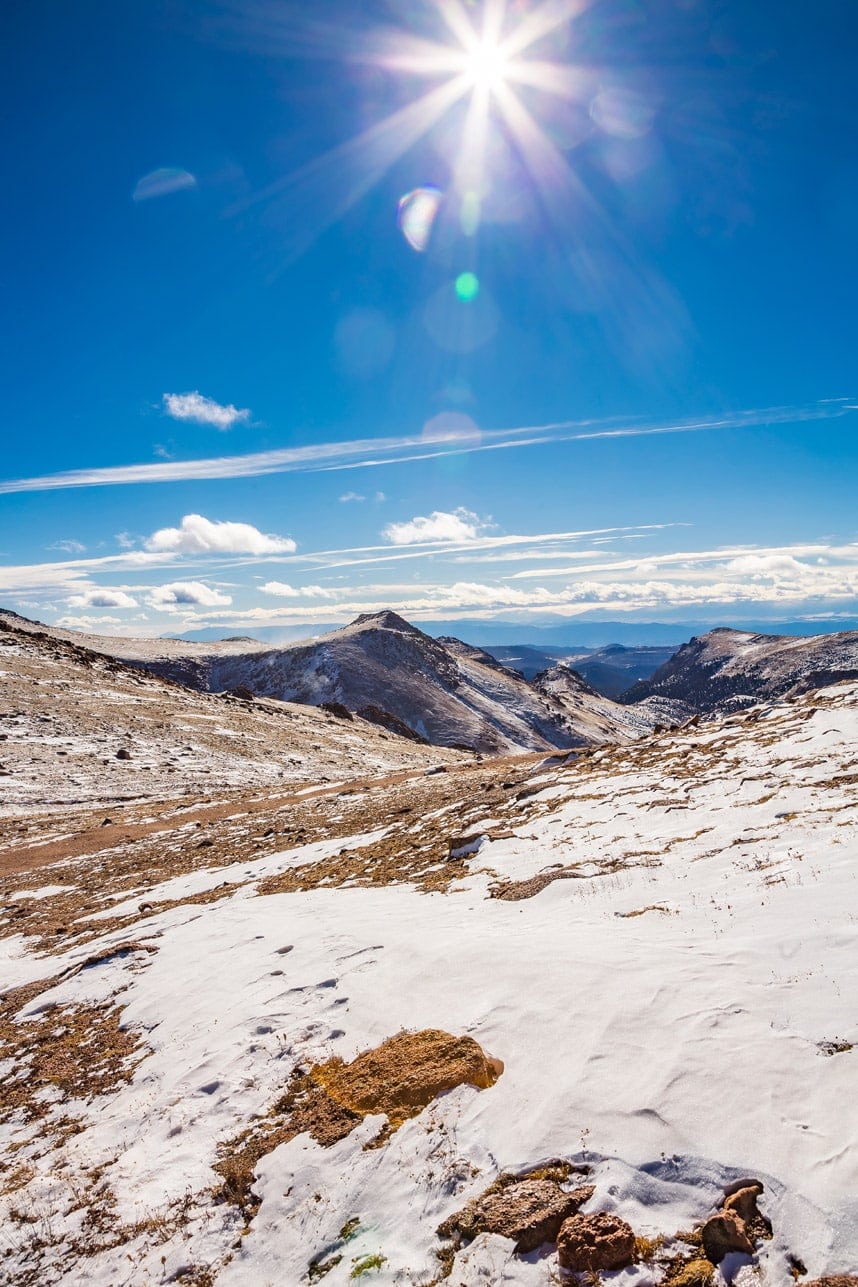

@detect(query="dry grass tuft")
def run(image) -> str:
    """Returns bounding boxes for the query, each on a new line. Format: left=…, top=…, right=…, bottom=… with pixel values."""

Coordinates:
left=1, top=999, right=146, bottom=1124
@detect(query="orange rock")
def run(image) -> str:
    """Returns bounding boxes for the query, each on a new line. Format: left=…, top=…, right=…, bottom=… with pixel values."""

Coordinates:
left=557, top=1211, right=636, bottom=1272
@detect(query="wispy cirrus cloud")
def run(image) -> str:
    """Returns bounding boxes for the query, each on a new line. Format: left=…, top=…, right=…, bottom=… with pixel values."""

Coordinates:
left=261, top=582, right=337, bottom=598
left=0, top=400, right=852, bottom=495
left=48, top=538, right=86, bottom=554
left=133, top=168, right=197, bottom=201
left=162, top=391, right=251, bottom=431
left=145, top=514, right=296, bottom=556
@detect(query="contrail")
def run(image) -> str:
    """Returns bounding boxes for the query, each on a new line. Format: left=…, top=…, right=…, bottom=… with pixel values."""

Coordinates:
left=0, top=400, right=852, bottom=495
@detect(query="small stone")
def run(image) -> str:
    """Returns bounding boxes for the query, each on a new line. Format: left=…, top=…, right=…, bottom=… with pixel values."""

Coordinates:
left=700, top=1212, right=753, bottom=1264
left=115, top=747, right=132, bottom=760
left=556, top=1211, right=636, bottom=1272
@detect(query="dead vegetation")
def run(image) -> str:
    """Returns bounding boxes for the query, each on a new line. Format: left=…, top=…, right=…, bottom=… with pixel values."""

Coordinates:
left=0, top=991, right=146, bottom=1126
left=215, top=1029, right=502, bottom=1216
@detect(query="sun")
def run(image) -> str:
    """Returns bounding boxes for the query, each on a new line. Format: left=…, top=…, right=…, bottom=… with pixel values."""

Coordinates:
left=461, top=38, right=511, bottom=92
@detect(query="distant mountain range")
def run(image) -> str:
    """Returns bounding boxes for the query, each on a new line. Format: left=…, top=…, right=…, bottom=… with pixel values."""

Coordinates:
left=484, top=643, right=679, bottom=698
left=168, top=616, right=858, bottom=648
left=4, top=607, right=857, bottom=753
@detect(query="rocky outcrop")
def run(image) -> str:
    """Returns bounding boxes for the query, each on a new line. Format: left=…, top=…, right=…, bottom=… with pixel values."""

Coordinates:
left=556, top=1210, right=636, bottom=1272
left=621, top=627, right=858, bottom=714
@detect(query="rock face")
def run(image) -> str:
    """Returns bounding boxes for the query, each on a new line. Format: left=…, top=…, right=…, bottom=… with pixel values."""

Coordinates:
left=556, top=1211, right=636, bottom=1272
left=621, top=627, right=858, bottom=714
left=804, top=1279, right=858, bottom=1286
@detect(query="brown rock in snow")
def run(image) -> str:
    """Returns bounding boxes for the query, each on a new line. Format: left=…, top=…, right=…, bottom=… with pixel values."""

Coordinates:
left=440, top=1178, right=594, bottom=1254
left=722, top=1182, right=772, bottom=1240
left=700, top=1211, right=754, bottom=1264
left=556, top=1211, right=636, bottom=1272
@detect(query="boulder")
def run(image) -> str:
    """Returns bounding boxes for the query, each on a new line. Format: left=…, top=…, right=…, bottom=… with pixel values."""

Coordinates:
left=444, top=1180, right=593, bottom=1254
left=700, top=1212, right=753, bottom=1264
left=556, top=1211, right=636, bottom=1272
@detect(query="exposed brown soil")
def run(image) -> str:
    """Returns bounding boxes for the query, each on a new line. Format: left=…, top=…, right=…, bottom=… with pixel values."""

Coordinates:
left=215, top=1029, right=502, bottom=1215
left=0, top=993, right=146, bottom=1125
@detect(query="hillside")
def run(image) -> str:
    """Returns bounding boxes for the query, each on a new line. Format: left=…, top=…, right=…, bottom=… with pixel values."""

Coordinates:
left=0, top=610, right=465, bottom=820
left=622, top=626, right=858, bottom=713
left=2, top=657, right=856, bottom=1284
left=26, top=609, right=669, bottom=754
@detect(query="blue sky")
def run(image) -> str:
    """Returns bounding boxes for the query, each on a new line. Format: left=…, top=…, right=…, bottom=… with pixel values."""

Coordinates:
left=1, top=0, right=856, bottom=637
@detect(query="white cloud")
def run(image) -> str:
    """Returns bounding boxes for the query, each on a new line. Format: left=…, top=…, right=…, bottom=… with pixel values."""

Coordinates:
left=133, top=168, right=197, bottom=201
left=145, top=514, right=296, bottom=556
left=146, top=582, right=232, bottom=609
left=162, top=392, right=251, bottom=431
left=115, top=532, right=135, bottom=549
left=56, top=614, right=124, bottom=629
left=261, top=582, right=336, bottom=598
left=67, top=589, right=138, bottom=609
left=48, top=538, right=86, bottom=554
left=339, top=491, right=365, bottom=503
left=382, top=508, right=490, bottom=546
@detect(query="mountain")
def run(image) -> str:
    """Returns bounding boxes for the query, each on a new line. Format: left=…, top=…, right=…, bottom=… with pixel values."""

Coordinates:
left=129, top=610, right=665, bottom=754
left=484, top=642, right=678, bottom=695
left=0, top=609, right=465, bottom=812
left=621, top=626, right=858, bottom=712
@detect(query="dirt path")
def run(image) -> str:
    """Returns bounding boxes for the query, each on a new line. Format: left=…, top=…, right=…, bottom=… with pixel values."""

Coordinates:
left=0, top=753, right=557, bottom=879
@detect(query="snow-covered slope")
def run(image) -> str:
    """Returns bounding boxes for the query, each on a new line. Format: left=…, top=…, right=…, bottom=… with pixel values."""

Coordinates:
left=52, top=610, right=660, bottom=754
left=622, top=626, right=858, bottom=713
left=2, top=678, right=856, bottom=1285
left=0, top=610, right=465, bottom=818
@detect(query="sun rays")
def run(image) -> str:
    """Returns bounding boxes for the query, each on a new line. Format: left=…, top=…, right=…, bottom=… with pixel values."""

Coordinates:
left=236, top=0, right=596, bottom=258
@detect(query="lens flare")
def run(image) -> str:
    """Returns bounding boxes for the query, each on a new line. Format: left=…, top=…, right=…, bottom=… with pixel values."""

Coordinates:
left=455, top=271, right=480, bottom=301
left=398, top=185, right=443, bottom=252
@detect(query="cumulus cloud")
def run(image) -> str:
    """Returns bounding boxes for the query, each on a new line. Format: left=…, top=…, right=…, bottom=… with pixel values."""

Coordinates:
left=339, top=492, right=366, bottom=503
left=146, top=582, right=232, bottom=608
left=261, top=582, right=336, bottom=598
left=382, top=508, right=489, bottom=546
left=56, top=614, right=124, bottom=629
left=67, top=588, right=138, bottom=609
left=145, top=514, right=296, bottom=556
left=162, top=392, right=251, bottom=431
